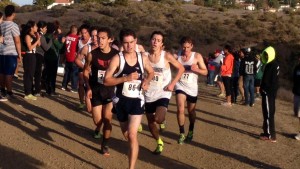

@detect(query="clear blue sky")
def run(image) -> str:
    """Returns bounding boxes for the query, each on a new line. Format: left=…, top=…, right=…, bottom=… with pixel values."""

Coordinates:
left=11, top=0, right=33, bottom=6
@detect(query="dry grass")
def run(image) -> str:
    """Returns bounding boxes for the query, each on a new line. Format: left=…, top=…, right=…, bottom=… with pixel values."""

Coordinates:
left=12, top=1, right=300, bottom=93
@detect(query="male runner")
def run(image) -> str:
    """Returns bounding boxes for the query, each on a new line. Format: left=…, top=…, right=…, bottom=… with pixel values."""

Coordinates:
left=84, top=27, right=119, bottom=155
left=104, top=28, right=154, bottom=169
left=145, top=31, right=184, bottom=154
left=175, top=36, right=208, bottom=144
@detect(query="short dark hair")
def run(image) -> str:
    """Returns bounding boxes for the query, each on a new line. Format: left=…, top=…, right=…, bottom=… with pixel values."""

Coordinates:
left=47, top=22, right=56, bottom=34
left=0, top=12, right=3, bottom=19
left=119, top=28, right=136, bottom=42
left=79, top=24, right=90, bottom=33
left=98, top=27, right=113, bottom=39
left=180, top=36, right=194, bottom=45
left=37, top=21, right=47, bottom=31
left=150, top=31, right=165, bottom=43
left=4, top=5, right=15, bottom=17
left=224, top=44, right=232, bottom=53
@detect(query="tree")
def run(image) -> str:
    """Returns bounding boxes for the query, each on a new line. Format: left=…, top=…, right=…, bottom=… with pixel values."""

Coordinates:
left=268, top=0, right=280, bottom=8
left=34, top=0, right=55, bottom=7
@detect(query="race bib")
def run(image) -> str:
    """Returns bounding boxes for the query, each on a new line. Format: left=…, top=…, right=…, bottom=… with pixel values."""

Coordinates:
left=180, top=72, right=194, bottom=83
left=150, top=72, right=163, bottom=87
left=97, top=70, right=105, bottom=84
left=122, top=80, right=141, bottom=98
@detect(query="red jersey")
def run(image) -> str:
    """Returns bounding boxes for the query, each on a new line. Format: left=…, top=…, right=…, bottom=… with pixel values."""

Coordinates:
left=65, top=33, right=79, bottom=62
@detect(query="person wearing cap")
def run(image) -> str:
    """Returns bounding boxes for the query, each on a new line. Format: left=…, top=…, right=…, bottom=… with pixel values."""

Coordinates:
left=220, top=45, right=234, bottom=107
left=293, top=55, right=300, bottom=140
left=259, top=46, right=279, bottom=143
left=239, top=47, right=257, bottom=107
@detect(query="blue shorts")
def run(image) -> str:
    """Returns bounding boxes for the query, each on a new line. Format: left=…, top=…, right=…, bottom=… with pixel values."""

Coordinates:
left=112, top=97, right=144, bottom=122
left=145, top=98, right=169, bottom=114
left=175, top=90, right=197, bottom=103
left=0, top=55, right=18, bottom=75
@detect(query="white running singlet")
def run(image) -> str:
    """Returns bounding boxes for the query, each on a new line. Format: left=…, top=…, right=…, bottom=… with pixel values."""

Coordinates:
left=145, top=51, right=172, bottom=103
left=175, top=52, right=198, bottom=97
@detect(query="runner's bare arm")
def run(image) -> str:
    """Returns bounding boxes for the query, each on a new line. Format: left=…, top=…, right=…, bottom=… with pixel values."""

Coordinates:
left=83, top=52, right=92, bottom=89
left=141, top=54, right=154, bottom=91
left=191, top=53, right=208, bottom=76
left=165, top=52, right=184, bottom=90
left=75, top=45, right=87, bottom=68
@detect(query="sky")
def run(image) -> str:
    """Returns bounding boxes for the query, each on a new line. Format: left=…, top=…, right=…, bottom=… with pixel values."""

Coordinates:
left=11, top=0, right=33, bottom=6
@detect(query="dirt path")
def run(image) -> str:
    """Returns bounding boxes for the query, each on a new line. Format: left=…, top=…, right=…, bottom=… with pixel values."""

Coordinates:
left=1, top=69, right=300, bottom=169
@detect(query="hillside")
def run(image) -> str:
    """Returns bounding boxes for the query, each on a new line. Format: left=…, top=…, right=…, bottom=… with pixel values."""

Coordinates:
left=14, top=1, right=300, bottom=85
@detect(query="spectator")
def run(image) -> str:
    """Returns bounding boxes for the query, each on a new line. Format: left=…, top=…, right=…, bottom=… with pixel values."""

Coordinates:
left=239, top=48, right=257, bottom=106
left=293, top=56, right=300, bottom=140
left=43, top=22, right=65, bottom=96
left=21, top=20, right=41, bottom=100
left=220, top=45, right=234, bottom=107
left=259, top=46, right=280, bottom=143
left=0, top=5, right=22, bottom=101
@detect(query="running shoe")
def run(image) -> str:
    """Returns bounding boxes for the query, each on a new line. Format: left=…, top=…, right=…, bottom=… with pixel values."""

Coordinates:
left=185, top=131, right=193, bottom=142
left=93, top=130, right=102, bottom=139
left=295, top=133, right=300, bottom=140
left=259, top=133, right=270, bottom=141
left=138, top=124, right=143, bottom=133
left=217, top=93, right=226, bottom=98
left=61, top=87, right=66, bottom=91
left=0, top=95, right=7, bottom=102
left=71, top=89, right=78, bottom=93
left=221, top=102, right=232, bottom=107
left=178, top=133, right=185, bottom=145
left=259, top=133, right=276, bottom=142
left=153, top=143, right=164, bottom=155
left=78, top=103, right=85, bottom=109
left=24, top=94, right=37, bottom=100
left=100, top=146, right=110, bottom=156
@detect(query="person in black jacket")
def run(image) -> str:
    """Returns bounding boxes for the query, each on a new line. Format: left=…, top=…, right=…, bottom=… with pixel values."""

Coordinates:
left=293, top=56, right=300, bottom=140
left=239, top=48, right=257, bottom=106
left=259, top=46, right=280, bottom=143
left=34, top=21, right=52, bottom=96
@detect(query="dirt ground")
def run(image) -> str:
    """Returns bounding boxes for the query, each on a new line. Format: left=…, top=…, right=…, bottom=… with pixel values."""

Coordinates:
left=1, top=67, right=300, bottom=169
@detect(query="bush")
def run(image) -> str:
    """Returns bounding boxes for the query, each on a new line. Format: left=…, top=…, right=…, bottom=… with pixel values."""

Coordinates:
left=16, top=5, right=44, bottom=13
left=50, top=5, right=68, bottom=18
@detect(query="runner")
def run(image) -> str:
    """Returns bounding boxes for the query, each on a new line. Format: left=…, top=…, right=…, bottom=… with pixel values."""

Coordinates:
left=175, top=36, right=207, bottom=144
left=145, top=31, right=184, bottom=154
left=76, top=26, right=98, bottom=113
left=75, top=24, right=92, bottom=109
left=84, top=27, right=119, bottom=155
left=104, top=28, right=154, bottom=169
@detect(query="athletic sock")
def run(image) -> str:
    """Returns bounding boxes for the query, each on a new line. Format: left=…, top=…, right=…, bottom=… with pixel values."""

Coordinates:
left=1, top=88, right=5, bottom=95
left=189, top=123, right=194, bottom=132
left=179, top=125, right=185, bottom=134
left=102, top=137, right=109, bottom=147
